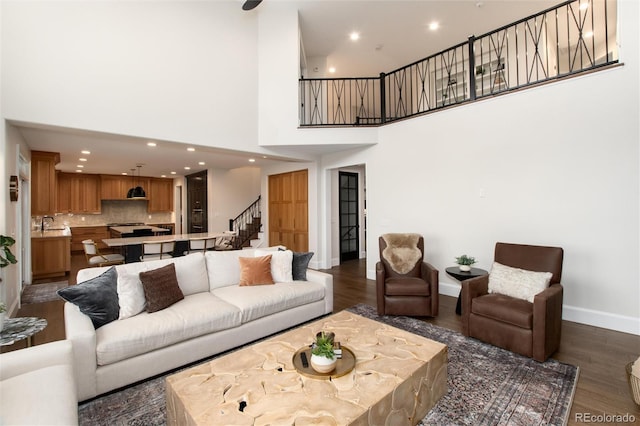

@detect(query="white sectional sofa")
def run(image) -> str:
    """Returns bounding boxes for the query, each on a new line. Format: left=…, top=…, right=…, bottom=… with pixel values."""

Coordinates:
left=0, top=340, right=78, bottom=425
left=64, top=248, right=333, bottom=401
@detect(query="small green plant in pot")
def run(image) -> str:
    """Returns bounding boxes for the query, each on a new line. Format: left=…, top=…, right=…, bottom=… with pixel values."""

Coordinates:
left=455, top=254, right=476, bottom=272
left=310, top=331, right=337, bottom=373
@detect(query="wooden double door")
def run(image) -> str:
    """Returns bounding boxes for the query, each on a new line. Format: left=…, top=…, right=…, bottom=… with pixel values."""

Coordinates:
left=268, top=169, right=308, bottom=252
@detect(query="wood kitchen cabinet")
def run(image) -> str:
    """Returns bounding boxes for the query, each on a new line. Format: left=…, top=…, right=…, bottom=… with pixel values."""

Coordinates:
left=70, top=226, right=110, bottom=252
left=31, top=151, right=60, bottom=215
left=148, top=178, right=174, bottom=212
left=100, top=174, right=132, bottom=200
left=57, top=173, right=101, bottom=214
left=268, top=169, right=308, bottom=252
left=32, top=235, right=71, bottom=279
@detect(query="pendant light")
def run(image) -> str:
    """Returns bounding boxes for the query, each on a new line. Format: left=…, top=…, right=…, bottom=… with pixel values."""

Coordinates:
left=126, top=165, right=146, bottom=199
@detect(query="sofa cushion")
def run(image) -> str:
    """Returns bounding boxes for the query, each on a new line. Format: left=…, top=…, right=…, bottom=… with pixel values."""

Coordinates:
left=57, top=266, right=119, bottom=329
left=95, top=293, right=241, bottom=366
left=0, top=364, right=78, bottom=425
left=213, top=281, right=326, bottom=323
left=292, top=251, right=314, bottom=280
left=139, top=263, right=184, bottom=313
left=256, top=249, right=293, bottom=282
left=488, top=261, right=552, bottom=303
left=205, top=250, right=256, bottom=290
left=239, top=255, right=275, bottom=286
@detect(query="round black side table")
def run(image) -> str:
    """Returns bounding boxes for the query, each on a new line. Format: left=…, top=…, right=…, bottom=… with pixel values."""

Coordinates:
left=445, top=266, right=488, bottom=315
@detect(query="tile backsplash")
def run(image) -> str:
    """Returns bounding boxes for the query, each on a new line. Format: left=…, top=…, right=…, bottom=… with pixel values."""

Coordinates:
left=32, top=200, right=173, bottom=228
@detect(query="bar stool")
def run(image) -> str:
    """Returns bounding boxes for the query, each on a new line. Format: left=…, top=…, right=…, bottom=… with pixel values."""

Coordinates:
left=140, top=240, right=175, bottom=261
left=82, top=240, right=125, bottom=267
left=186, top=237, right=216, bottom=254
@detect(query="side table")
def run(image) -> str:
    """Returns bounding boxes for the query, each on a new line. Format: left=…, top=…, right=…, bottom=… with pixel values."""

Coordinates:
left=0, top=317, right=48, bottom=347
left=445, top=266, right=488, bottom=315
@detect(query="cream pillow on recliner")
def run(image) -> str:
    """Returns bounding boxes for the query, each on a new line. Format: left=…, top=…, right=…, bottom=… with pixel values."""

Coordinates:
left=488, top=262, right=553, bottom=303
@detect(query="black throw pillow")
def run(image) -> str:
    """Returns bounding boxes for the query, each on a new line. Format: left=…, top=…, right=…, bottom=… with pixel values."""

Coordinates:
left=292, top=251, right=314, bottom=281
left=57, top=266, right=119, bottom=329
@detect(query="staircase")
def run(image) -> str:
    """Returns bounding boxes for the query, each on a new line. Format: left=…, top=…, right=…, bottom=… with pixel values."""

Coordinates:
left=229, top=196, right=263, bottom=249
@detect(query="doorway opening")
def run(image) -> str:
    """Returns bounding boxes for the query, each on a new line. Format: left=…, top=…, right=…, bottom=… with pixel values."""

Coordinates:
left=339, top=171, right=359, bottom=262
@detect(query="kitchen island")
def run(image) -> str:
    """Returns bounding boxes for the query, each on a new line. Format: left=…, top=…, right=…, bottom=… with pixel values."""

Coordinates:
left=103, top=232, right=227, bottom=263
left=31, top=229, right=72, bottom=279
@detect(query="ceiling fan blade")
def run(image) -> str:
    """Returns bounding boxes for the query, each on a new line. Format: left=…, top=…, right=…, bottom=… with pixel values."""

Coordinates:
left=242, top=0, right=262, bottom=11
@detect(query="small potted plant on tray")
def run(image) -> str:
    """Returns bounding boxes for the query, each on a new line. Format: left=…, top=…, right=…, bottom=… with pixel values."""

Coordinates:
left=310, top=331, right=337, bottom=374
left=455, top=255, right=476, bottom=272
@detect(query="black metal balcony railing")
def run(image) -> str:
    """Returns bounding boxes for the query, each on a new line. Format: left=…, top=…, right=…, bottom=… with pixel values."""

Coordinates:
left=299, top=0, right=618, bottom=127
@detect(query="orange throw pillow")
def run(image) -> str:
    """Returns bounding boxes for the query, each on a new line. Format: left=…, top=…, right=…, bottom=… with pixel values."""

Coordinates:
left=239, top=255, right=275, bottom=286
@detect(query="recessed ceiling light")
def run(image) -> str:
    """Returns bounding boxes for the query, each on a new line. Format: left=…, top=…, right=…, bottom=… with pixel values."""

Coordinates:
left=76, top=170, right=83, bottom=173
left=184, top=166, right=191, bottom=170
left=187, top=147, right=195, bottom=152
left=147, top=142, right=157, bottom=147
left=161, top=175, right=166, bottom=178
left=262, top=156, right=268, bottom=159
left=579, top=2, right=589, bottom=10
left=429, top=22, right=439, bottom=31
left=81, top=150, right=91, bottom=155
left=350, top=32, right=360, bottom=41
left=121, top=172, right=128, bottom=175
left=76, top=165, right=84, bottom=168
left=198, top=161, right=205, bottom=166
left=583, top=31, right=594, bottom=38
left=79, top=158, right=87, bottom=162
left=329, top=67, right=336, bottom=73
left=170, top=171, right=177, bottom=175
left=248, top=158, right=256, bottom=163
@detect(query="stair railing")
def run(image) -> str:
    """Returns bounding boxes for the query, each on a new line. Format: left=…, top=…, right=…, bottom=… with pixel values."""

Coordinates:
left=229, top=196, right=262, bottom=249
left=299, top=0, right=618, bottom=127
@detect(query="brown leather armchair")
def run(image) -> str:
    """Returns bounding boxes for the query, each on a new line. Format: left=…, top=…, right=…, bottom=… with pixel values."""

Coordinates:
left=376, top=233, right=439, bottom=317
left=461, top=242, right=564, bottom=362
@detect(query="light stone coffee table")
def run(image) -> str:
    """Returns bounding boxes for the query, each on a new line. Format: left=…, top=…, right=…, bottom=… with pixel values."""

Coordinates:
left=166, top=310, right=447, bottom=425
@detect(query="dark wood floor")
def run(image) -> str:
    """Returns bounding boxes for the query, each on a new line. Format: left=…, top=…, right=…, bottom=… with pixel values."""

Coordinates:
left=5, top=255, right=640, bottom=424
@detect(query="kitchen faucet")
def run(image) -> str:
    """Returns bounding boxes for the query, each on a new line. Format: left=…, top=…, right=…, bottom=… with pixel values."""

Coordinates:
left=41, top=215, right=54, bottom=231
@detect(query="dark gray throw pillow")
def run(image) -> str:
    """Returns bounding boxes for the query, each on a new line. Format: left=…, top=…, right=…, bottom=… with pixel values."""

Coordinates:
left=57, top=266, right=119, bottom=329
left=292, top=251, right=314, bottom=281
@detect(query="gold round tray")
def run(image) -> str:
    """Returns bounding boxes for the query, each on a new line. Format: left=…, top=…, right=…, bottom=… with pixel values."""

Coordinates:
left=292, top=346, right=356, bottom=379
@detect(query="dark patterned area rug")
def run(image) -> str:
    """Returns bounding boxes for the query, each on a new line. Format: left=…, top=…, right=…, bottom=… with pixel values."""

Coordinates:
left=78, top=304, right=578, bottom=426
left=21, top=281, right=68, bottom=304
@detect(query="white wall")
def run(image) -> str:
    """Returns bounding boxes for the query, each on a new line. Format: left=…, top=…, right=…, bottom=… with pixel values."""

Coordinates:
left=209, top=167, right=262, bottom=231
left=1, top=0, right=261, bottom=154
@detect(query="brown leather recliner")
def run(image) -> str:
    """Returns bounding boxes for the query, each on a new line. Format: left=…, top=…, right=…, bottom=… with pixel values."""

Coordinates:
left=461, top=242, right=564, bottom=362
left=376, top=233, right=439, bottom=317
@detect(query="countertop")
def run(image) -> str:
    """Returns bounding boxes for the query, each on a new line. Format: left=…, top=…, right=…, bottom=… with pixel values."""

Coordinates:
left=31, top=229, right=72, bottom=239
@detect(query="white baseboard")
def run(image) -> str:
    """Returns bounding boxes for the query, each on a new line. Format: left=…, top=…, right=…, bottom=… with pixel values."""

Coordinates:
left=563, top=304, right=640, bottom=336
left=437, top=281, right=640, bottom=336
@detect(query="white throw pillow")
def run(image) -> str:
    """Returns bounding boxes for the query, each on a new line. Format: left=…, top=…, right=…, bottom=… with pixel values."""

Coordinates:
left=255, top=249, right=293, bottom=282
left=488, top=262, right=553, bottom=303
left=117, top=271, right=147, bottom=319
